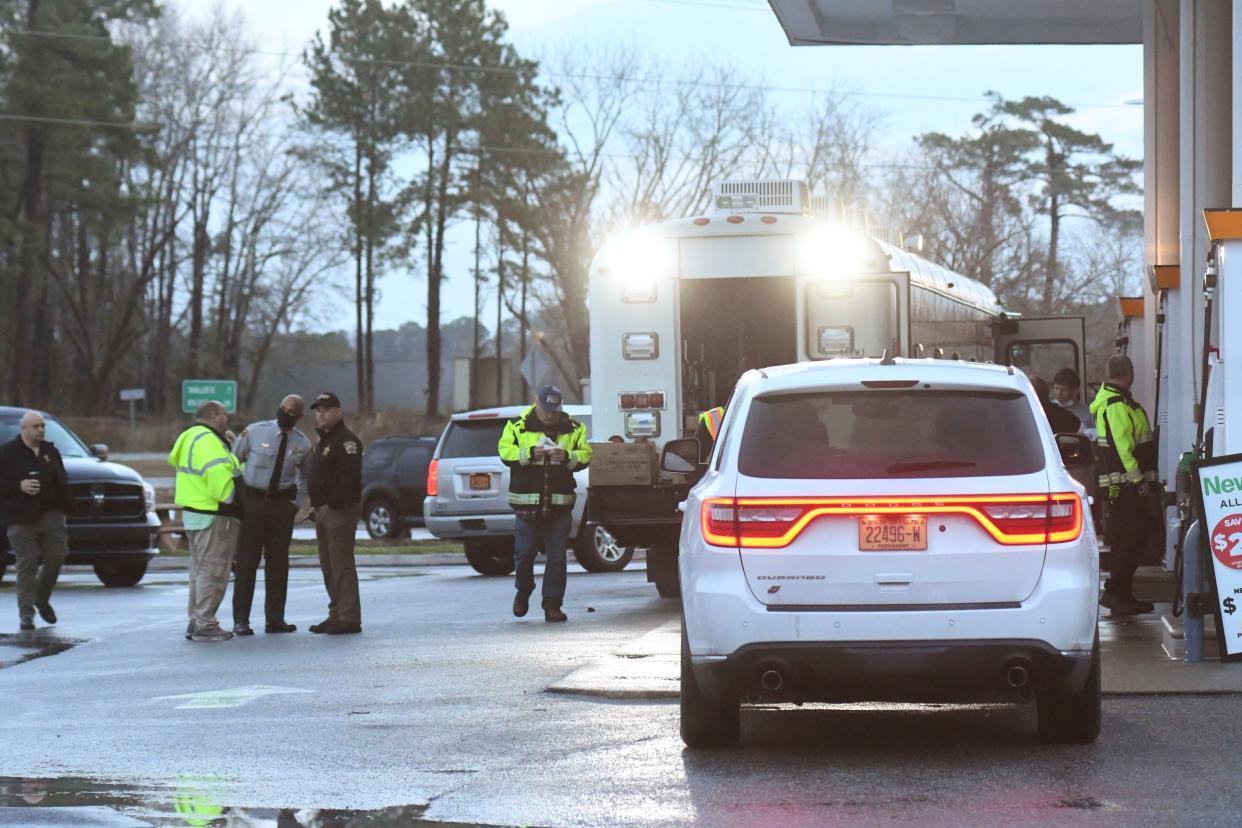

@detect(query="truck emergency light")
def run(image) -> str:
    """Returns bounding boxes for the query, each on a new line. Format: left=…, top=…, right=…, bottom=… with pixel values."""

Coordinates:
left=621, top=277, right=657, bottom=303
left=622, top=332, right=659, bottom=360
left=609, top=230, right=665, bottom=303
left=625, top=411, right=660, bottom=439
left=701, top=494, right=1083, bottom=549
left=798, top=223, right=877, bottom=277
left=618, top=392, right=666, bottom=410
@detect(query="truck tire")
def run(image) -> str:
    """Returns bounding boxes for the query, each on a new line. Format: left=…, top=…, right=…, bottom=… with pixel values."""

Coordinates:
left=1036, top=633, right=1101, bottom=744
left=94, top=559, right=149, bottom=587
left=0, top=561, right=6, bottom=584
left=465, top=539, right=516, bottom=576
left=680, top=623, right=740, bottom=748
left=573, top=525, right=634, bottom=573
left=365, top=498, right=402, bottom=540
left=656, top=577, right=681, bottom=599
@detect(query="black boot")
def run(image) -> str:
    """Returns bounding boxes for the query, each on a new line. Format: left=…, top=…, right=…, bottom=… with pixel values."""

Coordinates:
left=543, top=601, right=567, bottom=623
left=1100, top=589, right=1140, bottom=615
left=513, top=590, right=531, bottom=618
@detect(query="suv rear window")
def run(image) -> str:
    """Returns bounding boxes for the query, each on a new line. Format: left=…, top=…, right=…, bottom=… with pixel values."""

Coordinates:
left=439, top=420, right=509, bottom=459
left=439, top=414, right=590, bottom=459
left=738, top=390, right=1044, bottom=479
left=363, top=442, right=401, bottom=470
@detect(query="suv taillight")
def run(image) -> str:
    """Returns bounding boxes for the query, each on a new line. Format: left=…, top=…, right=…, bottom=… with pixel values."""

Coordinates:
left=427, top=459, right=439, bottom=497
left=700, top=494, right=1082, bottom=549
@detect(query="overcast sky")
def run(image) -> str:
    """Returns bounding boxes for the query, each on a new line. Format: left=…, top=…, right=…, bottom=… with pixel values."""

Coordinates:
left=200, top=0, right=1144, bottom=332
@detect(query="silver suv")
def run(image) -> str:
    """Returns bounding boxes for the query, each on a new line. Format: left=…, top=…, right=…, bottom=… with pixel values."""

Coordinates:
left=423, top=405, right=633, bottom=575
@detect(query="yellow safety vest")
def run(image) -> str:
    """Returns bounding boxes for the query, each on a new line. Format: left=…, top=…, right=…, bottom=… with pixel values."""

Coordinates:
left=498, top=406, right=592, bottom=511
left=168, top=424, right=239, bottom=512
left=1090, top=383, right=1156, bottom=488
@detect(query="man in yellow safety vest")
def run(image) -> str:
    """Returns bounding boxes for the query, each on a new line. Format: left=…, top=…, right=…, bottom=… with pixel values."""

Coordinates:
left=169, top=400, right=243, bottom=641
left=1090, top=355, right=1157, bottom=616
left=498, top=385, right=592, bottom=623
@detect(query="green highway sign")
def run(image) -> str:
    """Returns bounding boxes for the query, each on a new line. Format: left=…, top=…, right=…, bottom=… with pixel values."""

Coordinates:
left=182, top=379, right=238, bottom=414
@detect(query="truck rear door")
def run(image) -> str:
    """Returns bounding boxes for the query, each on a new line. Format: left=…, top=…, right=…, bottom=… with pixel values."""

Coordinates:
left=993, top=317, right=1087, bottom=393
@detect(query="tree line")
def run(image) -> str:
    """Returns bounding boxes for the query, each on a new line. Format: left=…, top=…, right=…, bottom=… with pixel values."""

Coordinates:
left=1, top=0, right=1140, bottom=417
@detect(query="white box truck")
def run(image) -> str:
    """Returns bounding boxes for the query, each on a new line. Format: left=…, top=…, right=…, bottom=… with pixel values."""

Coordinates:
left=585, top=179, right=1088, bottom=597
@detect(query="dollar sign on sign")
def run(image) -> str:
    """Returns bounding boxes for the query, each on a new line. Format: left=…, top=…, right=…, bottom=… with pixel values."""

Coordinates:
left=1216, top=533, right=1229, bottom=552
left=1225, top=597, right=1237, bottom=616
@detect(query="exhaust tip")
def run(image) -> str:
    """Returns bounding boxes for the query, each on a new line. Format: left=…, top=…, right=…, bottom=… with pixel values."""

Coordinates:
left=759, top=669, right=784, bottom=693
left=1006, top=665, right=1030, bottom=688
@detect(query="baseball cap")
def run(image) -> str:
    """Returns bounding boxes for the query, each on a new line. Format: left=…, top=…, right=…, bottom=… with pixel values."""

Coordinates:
left=537, top=385, right=563, bottom=412
left=310, top=391, right=342, bottom=410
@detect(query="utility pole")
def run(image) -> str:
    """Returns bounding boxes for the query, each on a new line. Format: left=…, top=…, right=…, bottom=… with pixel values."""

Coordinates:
left=472, top=166, right=482, bottom=366
left=496, top=220, right=505, bottom=404
left=520, top=230, right=530, bottom=401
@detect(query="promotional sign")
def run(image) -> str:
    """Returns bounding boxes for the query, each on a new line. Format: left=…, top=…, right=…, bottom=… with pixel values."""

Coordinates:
left=181, top=380, right=237, bottom=414
left=1192, top=452, right=1242, bottom=662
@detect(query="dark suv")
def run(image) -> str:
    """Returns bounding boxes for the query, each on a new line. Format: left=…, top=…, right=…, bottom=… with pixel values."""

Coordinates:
left=361, top=436, right=437, bottom=539
left=0, top=407, right=160, bottom=586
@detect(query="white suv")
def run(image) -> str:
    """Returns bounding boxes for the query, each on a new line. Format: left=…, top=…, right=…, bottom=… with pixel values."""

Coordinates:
left=673, top=358, right=1100, bottom=748
left=423, top=405, right=633, bottom=575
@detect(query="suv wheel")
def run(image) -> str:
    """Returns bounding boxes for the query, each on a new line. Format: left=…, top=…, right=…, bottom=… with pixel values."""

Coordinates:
left=680, top=622, right=740, bottom=748
left=464, top=539, right=516, bottom=576
left=94, top=559, right=148, bottom=587
left=365, top=498, right=402, bottom=540
left=573, top=525, right=635, bottom=573
left=1036, top=633, right=1101, bottom=744
left=0, top=561, right=6, bottom=583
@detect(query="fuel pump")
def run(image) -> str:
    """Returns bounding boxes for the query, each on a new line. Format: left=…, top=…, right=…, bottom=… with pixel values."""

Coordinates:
left=1177, top=210, right=1242, bottom=661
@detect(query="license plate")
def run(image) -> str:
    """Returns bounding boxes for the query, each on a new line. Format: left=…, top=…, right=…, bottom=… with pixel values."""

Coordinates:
left=858, top=515, right=928, bottom=551
left=469, top=473, right=491, bottom=491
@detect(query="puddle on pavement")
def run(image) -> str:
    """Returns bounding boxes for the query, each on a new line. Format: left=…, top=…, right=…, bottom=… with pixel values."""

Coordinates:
left=0, top=631, right=86, bottom=669
left=0, top=777, right=510, bottom=827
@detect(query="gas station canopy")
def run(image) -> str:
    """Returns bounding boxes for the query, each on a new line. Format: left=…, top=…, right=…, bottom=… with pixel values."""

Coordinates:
left=767, top=0, right=1143, bottom=45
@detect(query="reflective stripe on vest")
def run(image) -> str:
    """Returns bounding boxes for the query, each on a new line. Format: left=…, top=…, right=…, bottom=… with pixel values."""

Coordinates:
left=700, top=407, right=724, bottom=441
left=508, top=491, right=574, bottom=507
left=176, top=430, right=233, bottom=477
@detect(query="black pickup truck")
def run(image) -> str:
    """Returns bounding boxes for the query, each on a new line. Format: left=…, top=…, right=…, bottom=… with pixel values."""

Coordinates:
left=0, top=407, right=160, bottom=586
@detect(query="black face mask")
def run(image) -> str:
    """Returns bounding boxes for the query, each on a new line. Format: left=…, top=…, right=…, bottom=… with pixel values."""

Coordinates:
left=276, top=409, right=298, bottom=431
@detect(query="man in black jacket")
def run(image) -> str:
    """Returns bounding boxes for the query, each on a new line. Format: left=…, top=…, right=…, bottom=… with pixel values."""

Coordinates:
left=306, top=392, right=364, bottom=635
left=0, top=411, right=71, bottom=631
left=1030, top=375, right=1082, bottom=435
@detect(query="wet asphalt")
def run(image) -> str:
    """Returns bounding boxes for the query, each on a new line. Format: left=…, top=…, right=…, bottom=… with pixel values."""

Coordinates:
left=1, top=564, right=1242, bottom=827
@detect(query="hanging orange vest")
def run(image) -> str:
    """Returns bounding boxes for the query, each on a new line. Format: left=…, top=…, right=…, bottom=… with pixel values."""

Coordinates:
left=699, top=407, right=725, bottom=441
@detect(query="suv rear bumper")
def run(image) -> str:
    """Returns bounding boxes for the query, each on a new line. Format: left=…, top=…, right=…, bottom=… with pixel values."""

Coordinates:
left=691, top=639, right=1093, bottom=704
left=423, top=497, right=585, bottom=540
left=424, top=511, right=515, bottom=539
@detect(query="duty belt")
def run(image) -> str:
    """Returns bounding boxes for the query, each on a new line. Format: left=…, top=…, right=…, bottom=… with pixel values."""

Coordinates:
left=245, top=485, right=296, bottom=500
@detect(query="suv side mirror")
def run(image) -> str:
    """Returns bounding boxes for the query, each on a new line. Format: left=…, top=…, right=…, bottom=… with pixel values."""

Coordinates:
left=661, top=438, right=701, bottom=474
left=90, top=443, right=109, bottom=461
left=1056, top=433, right=1092, bottom=467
